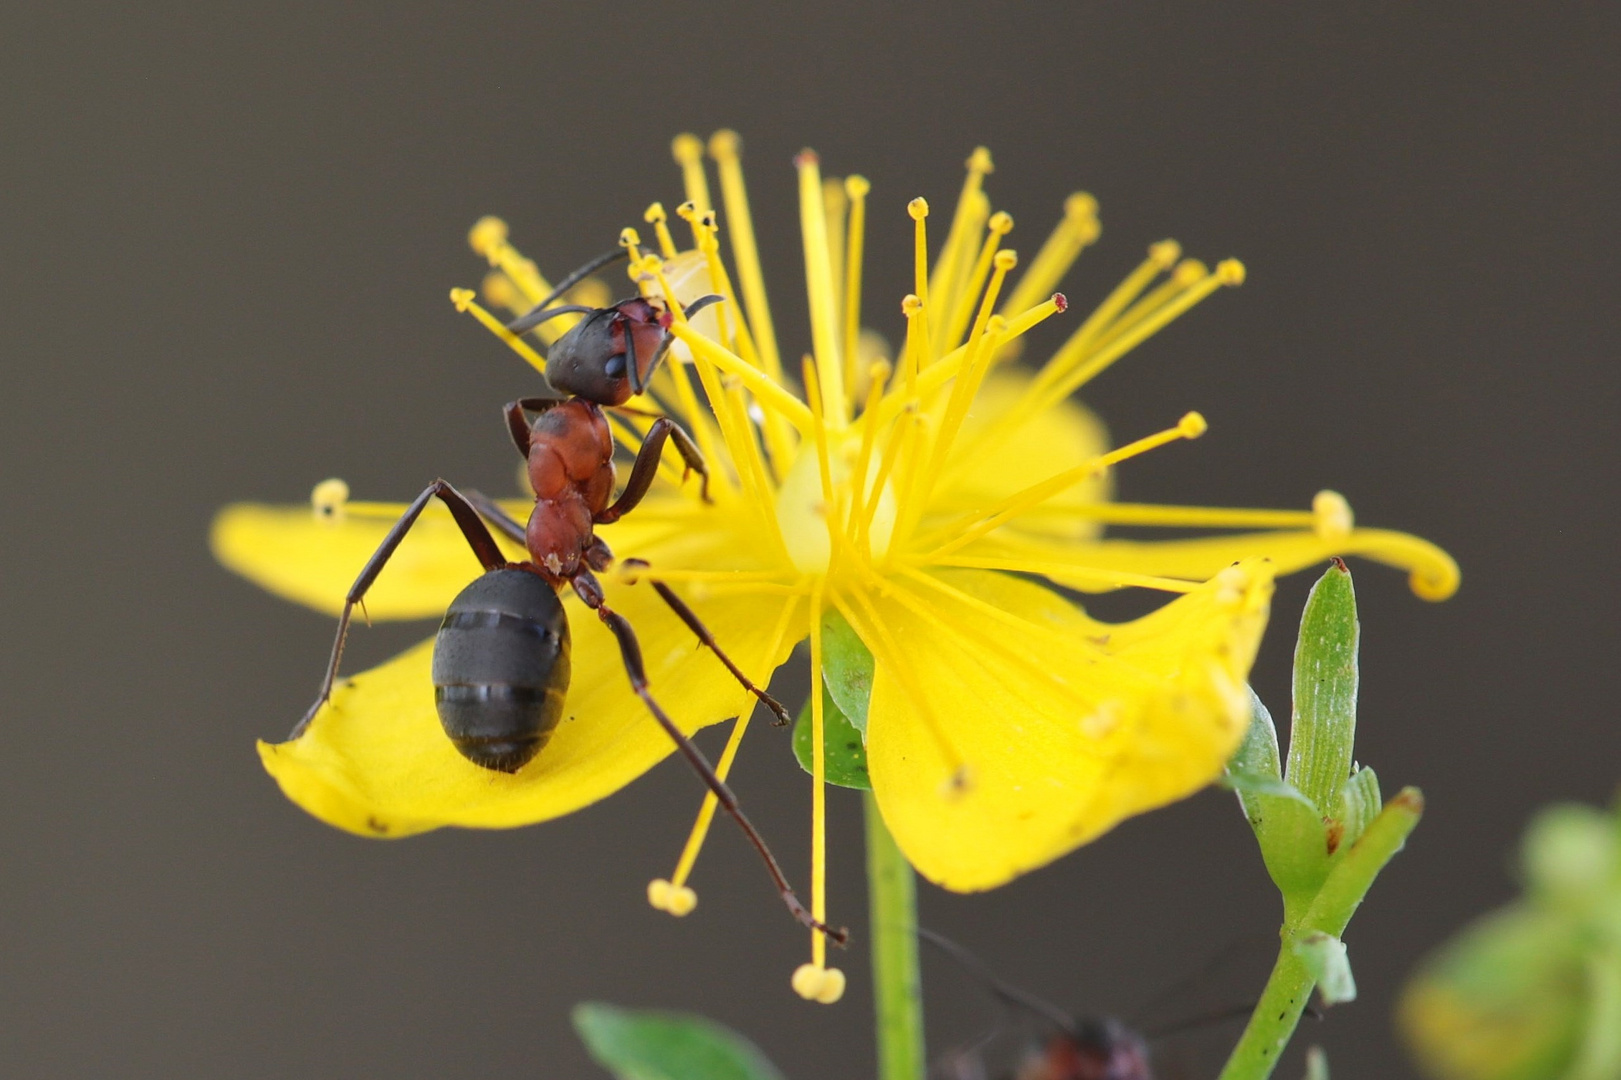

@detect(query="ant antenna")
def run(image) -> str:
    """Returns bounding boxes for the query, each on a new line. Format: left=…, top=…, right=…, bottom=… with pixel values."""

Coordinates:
left=506, top=246, right=630, bottom=333
left=917, top=926, right=1079, bottom=1037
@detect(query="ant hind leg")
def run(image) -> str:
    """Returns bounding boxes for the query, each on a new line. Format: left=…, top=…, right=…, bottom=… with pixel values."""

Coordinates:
left=569, top=568, right=846, bottom=945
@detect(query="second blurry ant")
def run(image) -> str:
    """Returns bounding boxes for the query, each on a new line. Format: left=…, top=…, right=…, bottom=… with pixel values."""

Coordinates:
left=296, top=245, right=845, bottom=944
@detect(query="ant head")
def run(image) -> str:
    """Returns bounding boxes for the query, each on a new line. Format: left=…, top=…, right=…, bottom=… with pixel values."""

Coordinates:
left=544, top=297, right=669, bottom=406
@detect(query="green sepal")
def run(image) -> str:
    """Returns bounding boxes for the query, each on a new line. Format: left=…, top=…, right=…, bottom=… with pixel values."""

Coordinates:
left=1338, top=766, right=1381, bottom=852
left=819, top=608, right=874, bottom=735
left=1228, top=690, right=1330, bottom=901
left=792, top=682, right=872, bottom=790
left=572, top=1002, right=786, bottom=1080
left=1293, top=931, right=1357, bottom=1005
left=1286, top=561, right=1361, bottom=820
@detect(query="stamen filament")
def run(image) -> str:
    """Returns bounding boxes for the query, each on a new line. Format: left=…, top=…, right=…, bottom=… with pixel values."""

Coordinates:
left=1000, top=192, right=1100, bottom=319
left=708, top=130, right=785, bottom=381
left=923, top=554, right=1202, bottom=593
left=449, top=288, right=547, bottom=375
left=919, top=413, right=1207, bottom=561
left=842, top=177, right=870, bottom=410
left=942, top=211, right=1014, bottom=352
left=1030, top=240, right=1180, bottom=399
left=669, top=324, right=818, bottom=435
left=927, top=148, right=994, bottom=340
left=671, top=133, right=712, bottom=213
left=808, top=577, right=830, bottom=969
left=796, top=151, right=848, bottom=425
left=848, top=361, right=890, bottom=551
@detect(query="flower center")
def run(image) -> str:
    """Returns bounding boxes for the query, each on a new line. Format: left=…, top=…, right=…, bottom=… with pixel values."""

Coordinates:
left=774, top=430, right=896, bottom=574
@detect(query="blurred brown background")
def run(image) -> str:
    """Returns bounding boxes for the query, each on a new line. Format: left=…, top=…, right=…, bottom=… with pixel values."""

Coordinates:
left=3, top=3, right=1616, bottom=1077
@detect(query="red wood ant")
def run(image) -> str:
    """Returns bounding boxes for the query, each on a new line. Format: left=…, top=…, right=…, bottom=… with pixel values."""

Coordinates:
left=293, top=246, right=845, bottom=944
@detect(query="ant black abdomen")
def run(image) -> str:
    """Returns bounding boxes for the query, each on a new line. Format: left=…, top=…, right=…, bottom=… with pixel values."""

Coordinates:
left=432, top=567, right=570, bottom=773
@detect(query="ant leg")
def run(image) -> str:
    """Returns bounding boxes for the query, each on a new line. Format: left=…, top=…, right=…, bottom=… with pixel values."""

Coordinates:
left=596, top=417, right=711, bottom=523
left=570, top=568, right=848, bottom=946
left=506, top=246, right=629, bottom=332
left=619, top=558, right=790, bottom=726
left=462, top=489, right=527, bottom=548
left=292, top=480, right=507, bottom=739
left=503, top=396, right=567, bottom=457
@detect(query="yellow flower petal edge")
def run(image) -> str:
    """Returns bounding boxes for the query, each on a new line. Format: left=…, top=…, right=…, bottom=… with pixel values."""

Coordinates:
left=864, top=560, right=1273, bottom=891
left=260, top=580, right=802, bottom=837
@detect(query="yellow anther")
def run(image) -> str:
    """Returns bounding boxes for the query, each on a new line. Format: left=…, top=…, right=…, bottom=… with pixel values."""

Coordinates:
left=1065, top=191, right=1099, bottom=220
left=993, top=249, right=1019, bottom=272
left=985, top=314, right=1008, bottom=337
left=988, top=210, right=1014, bottom=235
left=1217, top=258, right=1247, bottom=285
left=675, top=200, right=698, bottom=223
left=644, top=202, right=677, bottom=258
left=707, top=128, right=741, bottom=159
left=1312, top=490, right=1355, bottom=540
left=791, top=964, right=847, bottom=1004
left=795, top=147, right=820, bottom=168
left=1178, top=411, right=1209, bottom=438
left=901, top=293, right=923, bottom=317
left=908, top=197, right=930, bottom=220
left=1149, top=239, right=1182, bottom=268
left=311, top=478, right=349, bottom=521
left=449, top=287, right=476, bottom=313
left=966, top=146, right=995, bottom=174
left=1411, top=567, right=1460, bottom=602
left=845, top=174, right=871, bottom=199
left=480, top=272, right=520, bottom=311
left=1173, top=259, right=1209, bottom=287
left=618, top=227, right=641, bottom=249
left=671, top=132, right=704, bottom=165
left=646, top=878, right=698, bottom=916
left=643, top=202, right=667, bottom=224
left=467, top=215, right=508, bottom=258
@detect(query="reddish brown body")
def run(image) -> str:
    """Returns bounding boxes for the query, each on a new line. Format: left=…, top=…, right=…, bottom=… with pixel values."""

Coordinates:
left=523, top=398, right=616, bottom=581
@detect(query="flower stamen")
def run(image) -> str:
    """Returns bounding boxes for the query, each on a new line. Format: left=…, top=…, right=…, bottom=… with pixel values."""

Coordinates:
left=1000, top=192, right=1100, bottom=321
left=843, top=176, right=871, bottom=405
left=449, top=288, right=547, bottom=375
left=708, top=130, right=785, bottom=381
left=796, top=150, right=849, bottom=425
left=943, top=210, right=1015, bottom=352
left=671, top=132, right=712, bottom=213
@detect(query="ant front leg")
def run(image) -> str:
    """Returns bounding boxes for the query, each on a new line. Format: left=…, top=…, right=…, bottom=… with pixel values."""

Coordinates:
left=292, top=480, right=508, bottom=739
left=618, top=557, right=791, bottom=726
left=596, top=417, right=711, bottom=522
left=569, top=568, right=847, bottom=945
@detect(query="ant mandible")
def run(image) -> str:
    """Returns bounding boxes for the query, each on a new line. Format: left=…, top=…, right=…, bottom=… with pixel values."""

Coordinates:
left=294, top=245, right=845, bottom=944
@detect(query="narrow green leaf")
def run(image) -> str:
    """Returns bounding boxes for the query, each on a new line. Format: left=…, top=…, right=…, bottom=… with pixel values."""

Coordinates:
left=572, top=1002, right=787, bottom=1080
left=1337, top=766, right=1381, bottom=852
left=819, top=608, right=874, bottom=735
left=1286, top=561, right=1360, bottom=818
left=1293, top=931, right=1357, bottom=1005
left=1229, top=691, right=1330, bottom=901
left=792, top=683, right=872, bottom=789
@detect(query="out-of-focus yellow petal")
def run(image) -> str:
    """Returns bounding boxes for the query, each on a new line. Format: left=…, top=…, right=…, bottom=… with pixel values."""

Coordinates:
left=259, top=581, right=803, bottom=837
left=864, top=562, right=1272, bottom=892
left=929, top=370, right=1111, bottom=541
left=963, top=526, right=1459, bottom=601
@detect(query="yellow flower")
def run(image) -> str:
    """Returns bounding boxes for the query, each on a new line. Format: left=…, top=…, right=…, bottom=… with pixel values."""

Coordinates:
left=213, top=132, right=1458, bottom=1000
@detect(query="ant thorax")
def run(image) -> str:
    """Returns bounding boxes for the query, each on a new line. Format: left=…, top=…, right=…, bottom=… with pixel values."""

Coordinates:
left=524, top=399, right=614, bottom=579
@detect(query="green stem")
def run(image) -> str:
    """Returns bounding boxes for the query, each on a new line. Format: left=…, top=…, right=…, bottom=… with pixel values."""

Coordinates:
left=865, top=791, right=925, bottom=1080
left=1218, top=788, right=1424, bottom=1080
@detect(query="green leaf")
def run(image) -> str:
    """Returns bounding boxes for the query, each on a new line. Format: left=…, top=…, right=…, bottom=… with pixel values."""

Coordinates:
left=792, top=683, right=871, bottom=790
left=819, top=608, right=874, bottom=735
left=1229, top=691, right=1330, bottom=901
left=1286, top=561, right=1360, bottom=819
left=1293, top=931, right=1357, bottom=1005
left=572, top=1002, right=787, bottom=1080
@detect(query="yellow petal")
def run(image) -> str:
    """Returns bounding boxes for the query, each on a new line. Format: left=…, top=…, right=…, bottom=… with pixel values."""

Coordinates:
left=930, top=370, right=1111, bottom=541
left=211, top=497, right=740, bottom=619
left=260, top=580, right=803, bottom=836
left=997, top=527, right=1459, bottom=601
left=864, top=562, right=1272, bottom=891
left=211, top=500, right=529, bottom=619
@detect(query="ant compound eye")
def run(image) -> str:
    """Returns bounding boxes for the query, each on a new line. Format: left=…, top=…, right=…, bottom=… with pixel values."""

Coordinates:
left=604, top=353, right=627, bottom=379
